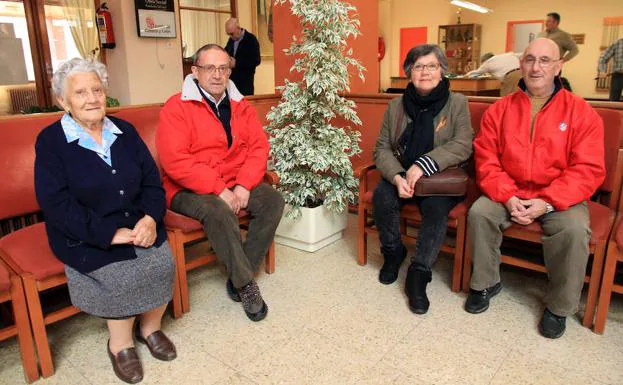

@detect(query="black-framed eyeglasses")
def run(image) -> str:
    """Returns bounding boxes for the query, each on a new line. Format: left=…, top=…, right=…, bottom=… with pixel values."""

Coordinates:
left=193, top=64, right=231, bottom=76
left=413, top=63, right=440, bottom=72
left=522, top=55, right=561, bottom=69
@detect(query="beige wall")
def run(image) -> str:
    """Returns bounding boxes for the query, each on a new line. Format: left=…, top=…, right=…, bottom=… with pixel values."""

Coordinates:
left=0, top=87, right=11, bottom=115
left=104, top=0, right=273, bottom=103
left=237, top=0, right=275, bottom=94
left=381, top=0, right=623, bottom=98
left=105, top=0, right=183, bottom=105
left=379, top=0, right=391, bottom=91
left=381, top=0, right=461, bottom=91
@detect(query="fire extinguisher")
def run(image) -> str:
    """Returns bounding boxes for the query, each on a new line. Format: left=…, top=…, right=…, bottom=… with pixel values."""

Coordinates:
left=96, top=3, right=116, bottom=49
left=378, top=37, right=386, bottom=61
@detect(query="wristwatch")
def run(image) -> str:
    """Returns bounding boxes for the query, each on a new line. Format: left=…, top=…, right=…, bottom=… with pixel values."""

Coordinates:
left=545, top=203, right=555, bottom=214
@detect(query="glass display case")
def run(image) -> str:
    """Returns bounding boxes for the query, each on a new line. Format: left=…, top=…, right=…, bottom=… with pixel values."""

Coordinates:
left=438, top=24, right=482, bottom=75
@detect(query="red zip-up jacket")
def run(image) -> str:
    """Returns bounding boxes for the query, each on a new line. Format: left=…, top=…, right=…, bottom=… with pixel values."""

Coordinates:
left=157, top=76, right=269, bottom=207
left=474, top=85, right=605, bottom=211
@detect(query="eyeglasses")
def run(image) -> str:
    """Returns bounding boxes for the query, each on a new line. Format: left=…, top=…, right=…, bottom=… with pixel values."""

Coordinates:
left=522, top=55, right=561, bottom=69
left=194, top=64, right=231, bottom=76
left=413, top=63, right=440, bottom=73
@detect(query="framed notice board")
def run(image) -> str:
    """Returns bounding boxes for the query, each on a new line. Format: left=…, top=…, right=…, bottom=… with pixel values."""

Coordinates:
left=135, top=0, right=176, bottom=38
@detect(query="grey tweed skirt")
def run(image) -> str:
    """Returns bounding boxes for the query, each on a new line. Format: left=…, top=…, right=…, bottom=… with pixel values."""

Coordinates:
left=64, top=241, right=175, bottom=318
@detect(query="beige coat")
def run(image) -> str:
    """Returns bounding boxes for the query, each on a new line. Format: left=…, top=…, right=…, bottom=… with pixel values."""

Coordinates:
left=373, top=92, right=474, bottom=182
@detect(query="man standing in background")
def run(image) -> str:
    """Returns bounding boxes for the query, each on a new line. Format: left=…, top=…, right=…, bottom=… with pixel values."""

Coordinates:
left=598, top=38, right=623, bottom=101
left=225, top=18, right=261, bottom=96
left=538, top=12, right=578, bottom=91
left=538, top=13, right=579, bottom=63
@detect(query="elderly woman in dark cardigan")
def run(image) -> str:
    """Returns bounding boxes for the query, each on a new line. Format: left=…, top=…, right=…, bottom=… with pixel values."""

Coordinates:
left=373, top=44, right=473, bottom=315
left=34, top=58, right=176, bottom=384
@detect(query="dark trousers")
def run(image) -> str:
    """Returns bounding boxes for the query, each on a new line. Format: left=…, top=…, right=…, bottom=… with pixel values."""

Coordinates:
left=171, top=183, right=285, bottom=288
left=610, top=73, right=623, bottom=101
left=372, top=179, right=460, bottom=272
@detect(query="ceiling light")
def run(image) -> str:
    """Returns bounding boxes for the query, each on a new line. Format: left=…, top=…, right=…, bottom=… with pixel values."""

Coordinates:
left=450, top=0, right=492, bottom=14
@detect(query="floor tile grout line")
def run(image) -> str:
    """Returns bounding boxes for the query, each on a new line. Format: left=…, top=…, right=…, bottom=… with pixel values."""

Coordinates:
left=49, top=347, right=95, bottom=385
left=204, top=321, right=317, bottom=376
left=228, top=328, right=352, bottom=384
left=353, top=319, right=427, bottom=383
left=535, top=350, right=616, bottom=385
left=487, top=346, right=516, bottom=385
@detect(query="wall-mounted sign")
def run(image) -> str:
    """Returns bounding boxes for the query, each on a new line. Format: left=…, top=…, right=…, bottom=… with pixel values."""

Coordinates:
left=571, top=34, right=585, bottom=45
left=135, top=0, right=176, bottom=38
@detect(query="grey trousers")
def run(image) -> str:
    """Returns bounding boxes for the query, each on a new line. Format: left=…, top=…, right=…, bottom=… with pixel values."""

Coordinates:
left=468, top=196, right=591, bottom=316
left=171, top=183, right=285, bottom=288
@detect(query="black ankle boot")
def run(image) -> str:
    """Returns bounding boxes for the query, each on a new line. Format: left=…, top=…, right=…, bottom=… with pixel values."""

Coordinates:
left=405, top=268, right=432, bottom=314
left=379, top=246, right=407, bottom=285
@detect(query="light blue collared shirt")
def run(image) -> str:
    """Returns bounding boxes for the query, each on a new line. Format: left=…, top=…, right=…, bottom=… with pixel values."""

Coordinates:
left=61, top=113, right=122, bottom=167
left=233, top=29, right=245, bottom=56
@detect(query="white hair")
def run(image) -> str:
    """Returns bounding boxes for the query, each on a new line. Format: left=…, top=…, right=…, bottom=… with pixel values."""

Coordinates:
left=51, top=58, right=108, bottom=98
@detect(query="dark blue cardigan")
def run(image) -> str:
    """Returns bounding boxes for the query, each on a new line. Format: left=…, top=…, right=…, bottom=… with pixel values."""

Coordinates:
left=34, top=116, right=167, bottom=273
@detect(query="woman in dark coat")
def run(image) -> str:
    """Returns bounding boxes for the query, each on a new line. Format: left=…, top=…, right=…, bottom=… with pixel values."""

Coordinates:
left=373, top=44, right=473, bottom=315
left=35, top=58, right=176, bottom=384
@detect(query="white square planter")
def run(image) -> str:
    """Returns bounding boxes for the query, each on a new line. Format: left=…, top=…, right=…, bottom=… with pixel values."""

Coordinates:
left=275, top=204, right=348, bottom=252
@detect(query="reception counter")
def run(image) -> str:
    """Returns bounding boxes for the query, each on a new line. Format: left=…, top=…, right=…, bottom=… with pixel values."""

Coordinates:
left=390, top=77, right=501, bottom=96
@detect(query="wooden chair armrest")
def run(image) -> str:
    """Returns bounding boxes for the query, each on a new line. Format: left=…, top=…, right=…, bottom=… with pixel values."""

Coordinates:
left=264, top=170, right=280, bottom=185
left=0, top=249, right=26, bottom=276
left=614, top=215, right=623, bottom=249
left=354, top=162, right=377, bottom=179
left=355, top=162, right=377, bottom=199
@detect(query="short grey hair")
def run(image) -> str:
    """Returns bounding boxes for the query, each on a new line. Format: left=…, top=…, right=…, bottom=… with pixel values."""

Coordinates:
left=403, top=44, right=448, bottom=77
left=51, top=58, right=108, bottom=98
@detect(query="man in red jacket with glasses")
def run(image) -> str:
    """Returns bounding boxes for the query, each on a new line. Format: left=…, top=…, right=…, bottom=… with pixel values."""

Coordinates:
left=464, top=38, right=605, bottom=339
left=157, top=44, right=284, bottom=322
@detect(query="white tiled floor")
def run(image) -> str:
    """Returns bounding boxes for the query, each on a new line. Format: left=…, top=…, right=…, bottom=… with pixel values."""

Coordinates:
left=2, top=214, right=623, bottom=384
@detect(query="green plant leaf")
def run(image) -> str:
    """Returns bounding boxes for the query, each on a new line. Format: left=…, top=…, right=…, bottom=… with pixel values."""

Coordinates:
left=267, top=0, right=365, bottom=218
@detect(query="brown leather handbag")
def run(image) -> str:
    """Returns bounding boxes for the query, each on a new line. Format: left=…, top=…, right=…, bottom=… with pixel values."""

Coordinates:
left=414, top=167, right=468, bottom=197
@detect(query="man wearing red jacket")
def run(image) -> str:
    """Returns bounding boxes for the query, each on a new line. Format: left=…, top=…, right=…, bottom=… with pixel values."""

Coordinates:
left=464, top=38, right=605, bottom=339
left=157, top=44, right=284, bottom=322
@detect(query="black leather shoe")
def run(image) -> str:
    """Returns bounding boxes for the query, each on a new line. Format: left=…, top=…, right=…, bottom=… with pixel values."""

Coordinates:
left=226, top=279, right=241, bottom=302
left=539, top=308, right=566, bottom=339
left=464, top=282, right=502, bottom=314
left=107, top=341, right=143, bottom=384
left=246, top=301, right=268, bottom=322
left=405, top=268, right=432, bottom=314
left=379, top=246, right=407, bottom=285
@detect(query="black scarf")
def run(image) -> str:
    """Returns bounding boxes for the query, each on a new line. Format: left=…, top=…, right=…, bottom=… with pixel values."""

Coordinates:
left=398, top=77, right=450, bottom=168
left=194, top=79, right=232, bottom=148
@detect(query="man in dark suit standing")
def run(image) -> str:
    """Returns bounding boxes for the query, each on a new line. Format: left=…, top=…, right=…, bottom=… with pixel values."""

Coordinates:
left=224, top=18, right=261, bottom=95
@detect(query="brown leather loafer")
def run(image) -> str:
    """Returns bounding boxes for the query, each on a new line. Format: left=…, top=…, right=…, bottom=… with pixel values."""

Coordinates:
left=107, top=341, right=143, bottom=384
left=136, top=330, right=177, bottom=361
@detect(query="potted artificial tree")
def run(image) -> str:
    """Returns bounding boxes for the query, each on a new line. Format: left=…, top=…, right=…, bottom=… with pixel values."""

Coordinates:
left=266, top=0, right=365, bottom=252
